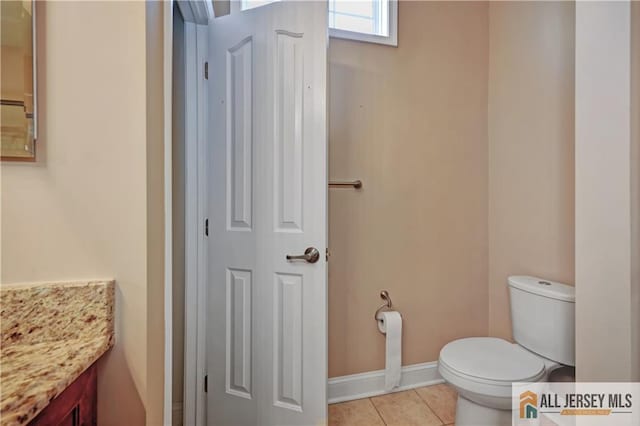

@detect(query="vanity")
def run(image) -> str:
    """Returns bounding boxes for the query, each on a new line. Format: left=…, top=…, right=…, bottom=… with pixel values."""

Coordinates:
left=0, top=281, right=114, bottom=425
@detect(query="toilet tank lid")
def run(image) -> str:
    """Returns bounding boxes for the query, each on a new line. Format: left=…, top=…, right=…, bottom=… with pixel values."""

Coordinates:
left=508, top=276, right=575, bottom=302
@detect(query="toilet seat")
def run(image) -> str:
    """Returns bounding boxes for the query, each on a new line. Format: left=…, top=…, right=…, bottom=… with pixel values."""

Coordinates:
left=438, top=337, right=546, bottom=409
left=440, top=337, right=546, bottom=382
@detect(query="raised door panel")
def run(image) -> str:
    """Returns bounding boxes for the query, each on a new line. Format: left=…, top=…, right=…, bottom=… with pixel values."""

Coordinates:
left=274, top=31, right=304, bottom=233
left=226, top=268, right=252, bottom=398
left=227, top=37, right=254, bottom=231
left=273, top=273, right=303, bottom=411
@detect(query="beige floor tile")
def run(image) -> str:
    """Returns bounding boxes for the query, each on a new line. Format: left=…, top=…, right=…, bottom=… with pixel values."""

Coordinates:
left=415, top=383, right=458, bottom=424
left=371, top=390, right=443, bottom=426
left=328, top=398, right=385, bottom=426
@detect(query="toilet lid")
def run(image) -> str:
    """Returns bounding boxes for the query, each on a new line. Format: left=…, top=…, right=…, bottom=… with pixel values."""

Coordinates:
left=440, top=337, right=545, bottom=382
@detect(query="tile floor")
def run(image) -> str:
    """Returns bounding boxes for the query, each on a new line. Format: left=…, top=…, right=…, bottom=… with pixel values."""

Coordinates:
left=328, top=383, right=458, bottom=426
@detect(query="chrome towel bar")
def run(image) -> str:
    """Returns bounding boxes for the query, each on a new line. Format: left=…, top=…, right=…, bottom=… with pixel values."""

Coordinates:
left=329, top=180, right=362, bottom=189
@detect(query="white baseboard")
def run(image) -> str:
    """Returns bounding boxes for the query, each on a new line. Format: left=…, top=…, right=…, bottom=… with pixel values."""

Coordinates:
left=177, top=364, right=441, bottom=418
left=172, top=402, right=183, bottom=426
left=328, top=361, right=444, bottom=404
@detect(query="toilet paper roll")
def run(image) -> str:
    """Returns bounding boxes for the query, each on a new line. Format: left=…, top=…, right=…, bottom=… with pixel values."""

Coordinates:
left=377, top=311, right=402, bottom=391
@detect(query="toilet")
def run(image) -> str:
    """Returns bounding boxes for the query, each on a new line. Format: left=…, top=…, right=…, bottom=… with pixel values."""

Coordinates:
left=438, top=276, right=575, bottom=426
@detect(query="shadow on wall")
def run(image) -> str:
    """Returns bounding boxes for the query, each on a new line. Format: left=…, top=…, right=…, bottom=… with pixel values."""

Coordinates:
left=97, top=286, right=145, bottom=424
left=98, top=347, right=146, bottom=425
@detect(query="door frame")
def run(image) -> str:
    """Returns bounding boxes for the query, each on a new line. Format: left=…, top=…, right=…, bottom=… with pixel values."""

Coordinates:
left=177, top=1, right=213, bottom=425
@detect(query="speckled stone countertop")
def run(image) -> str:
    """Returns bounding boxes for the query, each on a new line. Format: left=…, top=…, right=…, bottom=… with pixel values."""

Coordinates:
left=0, top=280, right=114, bottom=426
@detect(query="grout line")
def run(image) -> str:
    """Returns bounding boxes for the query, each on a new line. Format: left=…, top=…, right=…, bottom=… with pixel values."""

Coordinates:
left=368, top=397, right=388, bottom=426
left=331, top=385, right=453, bottom=426
left=413, top=387, right=447, bottom=425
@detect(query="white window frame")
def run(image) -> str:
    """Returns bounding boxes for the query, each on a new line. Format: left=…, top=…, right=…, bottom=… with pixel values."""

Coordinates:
left=233, top=0, right=398, bottom=47
left=328, top=0, right=397, bottom=47
left=234, top=0, right=275, bottom=13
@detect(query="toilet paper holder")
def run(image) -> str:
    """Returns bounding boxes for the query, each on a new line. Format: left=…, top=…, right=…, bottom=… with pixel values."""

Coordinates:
left=374, top=290, right=394, bottom=321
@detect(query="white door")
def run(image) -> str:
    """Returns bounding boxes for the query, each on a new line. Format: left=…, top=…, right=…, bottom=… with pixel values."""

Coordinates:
left=207, top=2, right=327, bottom=425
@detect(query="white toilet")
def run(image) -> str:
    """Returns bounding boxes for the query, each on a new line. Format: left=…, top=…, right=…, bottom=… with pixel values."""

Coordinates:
left=438, top=276, right=575, bottom=426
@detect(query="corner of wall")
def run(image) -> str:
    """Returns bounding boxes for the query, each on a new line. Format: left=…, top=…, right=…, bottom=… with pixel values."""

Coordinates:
left=145, top=0, right=168, bottom=424
left=487, top=1, right=576, bottom=341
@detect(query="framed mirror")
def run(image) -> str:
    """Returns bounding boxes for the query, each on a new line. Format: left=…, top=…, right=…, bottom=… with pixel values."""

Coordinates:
left=1, top=0, right=36, bottom=161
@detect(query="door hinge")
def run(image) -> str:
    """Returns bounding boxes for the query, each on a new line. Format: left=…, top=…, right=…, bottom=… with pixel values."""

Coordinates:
left=326, top=248, right=330, bottom=262
left=205, top=218, right=209, bottom=236
left=204, top=62, right=209, bottom=80
left=204, top=374, right=208, bottom=393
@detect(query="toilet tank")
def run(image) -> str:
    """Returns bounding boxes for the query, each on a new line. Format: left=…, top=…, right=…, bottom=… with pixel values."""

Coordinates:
left=508, top=276, right=575, bottom=366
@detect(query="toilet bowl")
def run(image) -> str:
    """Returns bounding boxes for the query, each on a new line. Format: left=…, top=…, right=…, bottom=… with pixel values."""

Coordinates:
left=439, top=337, right=558, bottom=425
left=438, top=276, right=575, bottom=426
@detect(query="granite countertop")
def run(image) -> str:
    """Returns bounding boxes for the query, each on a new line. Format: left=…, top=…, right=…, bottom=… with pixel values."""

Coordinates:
left=0, top=281, right=115, bottom=426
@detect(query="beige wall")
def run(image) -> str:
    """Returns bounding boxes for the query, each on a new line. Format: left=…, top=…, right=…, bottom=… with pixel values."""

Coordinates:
left=632, top=0, right=640, bottom=382
left=0, top=1, right=166, bottom=424
left=213, top=0, right=231, bottom=17
left=487, top=1, right=575, bottom=341
left=328, top=1, right=489, bottom=377
left=328, top=0, right=577, bottom=377
left=575, top=0, right=639, bottom=381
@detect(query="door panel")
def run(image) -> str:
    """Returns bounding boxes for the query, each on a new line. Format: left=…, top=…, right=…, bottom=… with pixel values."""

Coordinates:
left=273, top=272, right=303, bottom=409
left=274, top=30, right=304, bottom=232
left=227, top=268, right=252, bottom=398
left=227, top=36, right=253, bottom=231
left=208, top=2, right=327, bottom=425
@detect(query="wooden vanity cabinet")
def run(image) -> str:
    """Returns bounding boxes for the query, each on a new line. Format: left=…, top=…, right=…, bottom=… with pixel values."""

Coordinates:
left=28, top=363, right=97, bottom=426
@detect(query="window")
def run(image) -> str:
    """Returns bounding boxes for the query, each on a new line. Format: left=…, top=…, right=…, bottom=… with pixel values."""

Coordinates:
left=329, top=0, right=397, bottom=46
left=239, top=0, right=278, bottom=12
left=237, top=0, right=398, bottom=47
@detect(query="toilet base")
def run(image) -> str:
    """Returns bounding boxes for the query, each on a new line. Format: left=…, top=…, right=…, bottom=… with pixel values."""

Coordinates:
left=455, top=395, right=511, bottom=426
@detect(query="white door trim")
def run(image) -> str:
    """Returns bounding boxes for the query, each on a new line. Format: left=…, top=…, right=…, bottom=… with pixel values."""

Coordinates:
left=195, top=23, right=209, bottom=426
left=182, top=18, right=198, bottom=426
left=182, top=23, right=209, bottom=426
left=177, top=0, right=215, bottom=24
left=179, top=1, right=212, bottom=424
left=164, top=1, right=174, bottom=424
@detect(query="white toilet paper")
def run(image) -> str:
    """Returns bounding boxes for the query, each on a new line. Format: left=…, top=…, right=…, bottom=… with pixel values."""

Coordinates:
left=377, top=311, right=402, bottom=391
